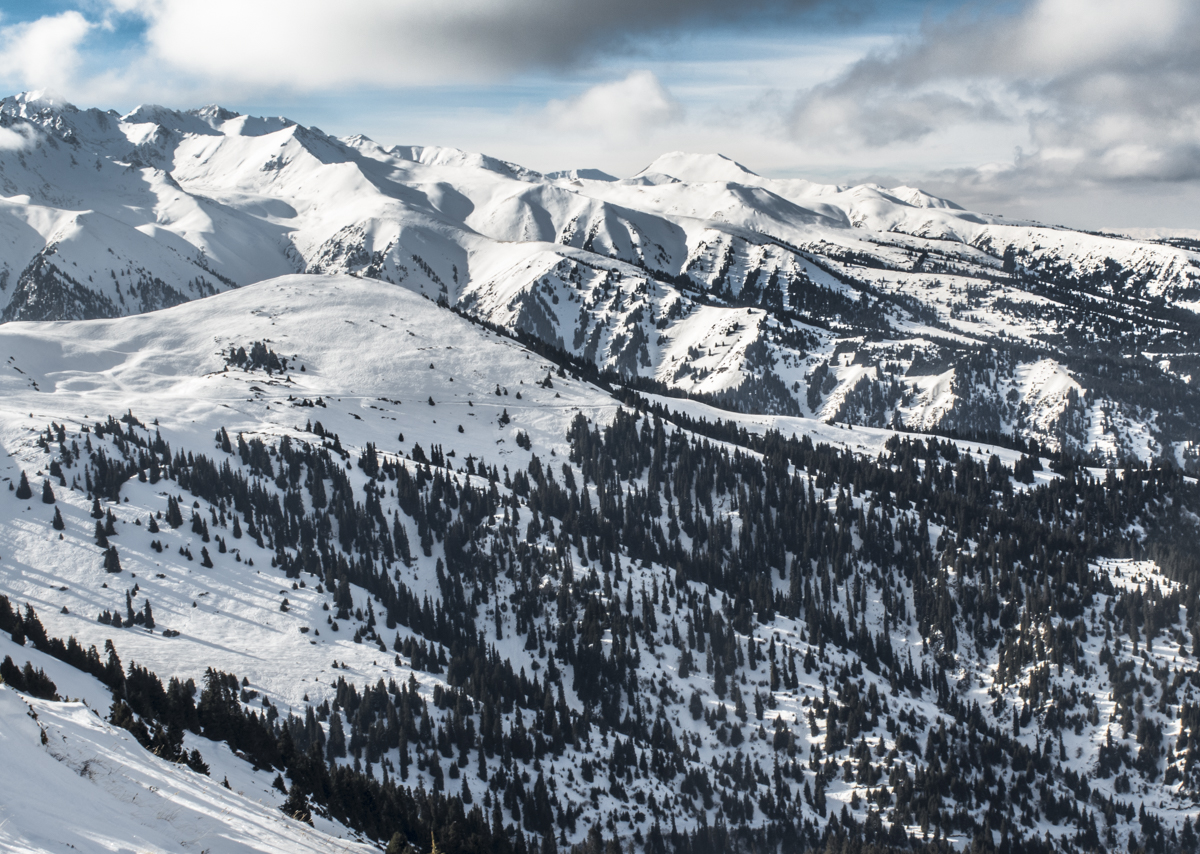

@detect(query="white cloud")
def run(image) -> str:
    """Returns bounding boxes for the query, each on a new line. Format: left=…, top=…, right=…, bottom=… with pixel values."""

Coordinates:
left=545, top=71, right=682, bottom=141
left=0, top=124, right=32, bottom=151
left=0, top=11, right=92, bottom=94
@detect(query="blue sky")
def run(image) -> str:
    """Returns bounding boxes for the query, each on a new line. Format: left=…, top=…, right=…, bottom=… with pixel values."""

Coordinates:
left=0, top=0, right=1198, bottom=230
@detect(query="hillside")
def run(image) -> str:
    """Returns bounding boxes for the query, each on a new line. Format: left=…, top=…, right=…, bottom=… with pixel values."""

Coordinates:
left=1, top=276, right=1199, bottom=854
left=0, top=93, right=1196, bottom=467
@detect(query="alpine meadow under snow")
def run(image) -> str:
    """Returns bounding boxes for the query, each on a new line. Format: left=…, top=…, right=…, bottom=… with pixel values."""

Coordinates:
left=0, top=93, right=1199, bottom=854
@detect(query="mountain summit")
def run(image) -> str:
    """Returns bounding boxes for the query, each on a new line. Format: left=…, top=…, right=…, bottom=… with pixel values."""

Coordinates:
left=636, top=151, right=761, bottom=183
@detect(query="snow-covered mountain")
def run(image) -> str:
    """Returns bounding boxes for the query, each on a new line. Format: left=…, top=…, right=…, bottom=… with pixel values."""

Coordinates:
left=0, top=93, right=1196, bottom=467
left=2, top=95, right=1200, bottom=854
left=0, top=275, right=1198, bottom=854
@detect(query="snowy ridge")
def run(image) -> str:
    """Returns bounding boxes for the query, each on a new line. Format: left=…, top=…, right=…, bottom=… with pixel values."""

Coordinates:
left=0, top=94, right=1197, bottom=464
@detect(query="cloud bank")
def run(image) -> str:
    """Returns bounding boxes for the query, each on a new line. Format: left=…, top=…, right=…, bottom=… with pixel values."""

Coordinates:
left=788, top=0, right=1200, bottom=196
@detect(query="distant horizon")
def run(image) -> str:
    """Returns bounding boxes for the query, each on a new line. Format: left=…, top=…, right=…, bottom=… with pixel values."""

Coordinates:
left=11, top=87, right=1200, bottom=241
left=0, top=1, right=1198, bottom=231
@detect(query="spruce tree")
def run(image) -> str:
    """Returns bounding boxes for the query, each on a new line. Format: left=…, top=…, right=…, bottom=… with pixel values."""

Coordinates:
left=14, top=472, right=31, bottom=500
left=104, top=545, right=122, bottom=574
left=166, top=496, right=183, bottom=528
left=52, top=506, right=65, bottom=531
left=41, top=480, right=55, bottom=504
left=185, top=749, right=209, bottom=776
left=281, top=785, right=313, bottom=825
left=327, top=711, right=346, bottom=759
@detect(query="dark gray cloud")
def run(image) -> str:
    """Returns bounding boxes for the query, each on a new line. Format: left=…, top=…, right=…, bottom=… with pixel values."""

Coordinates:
left=409, top=0, right=862, bottom=70
left=105, top=0, right=865, bottom=91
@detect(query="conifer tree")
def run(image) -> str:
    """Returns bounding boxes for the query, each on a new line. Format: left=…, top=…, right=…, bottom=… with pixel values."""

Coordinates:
left=52, top=506, right=65, bottom=531
left=281, top=785, right=313, bottom=825
left=166, top=496, right=183, bottom=528
left=327, top=710, right=347, bottom=759
left=104, top=545, right=122, bottom=574
left=41, top=480, right=55, bottom=504
left=15, top=471, right=31, bottom=500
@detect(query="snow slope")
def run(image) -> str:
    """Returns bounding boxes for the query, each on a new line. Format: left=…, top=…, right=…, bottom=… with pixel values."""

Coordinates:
left=0, top=683, right=372, bottom=853
left=0, top=274, right=1197, bottom=854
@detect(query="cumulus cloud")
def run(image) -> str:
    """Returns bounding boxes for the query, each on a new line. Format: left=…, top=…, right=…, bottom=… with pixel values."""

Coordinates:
left=546, top=71, right=682, bottom=141
left=788, top=0, right=1200, bottom=193
left=0, top=11, right=92, bottom=94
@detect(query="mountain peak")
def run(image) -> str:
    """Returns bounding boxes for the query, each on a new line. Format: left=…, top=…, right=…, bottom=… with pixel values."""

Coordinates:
left=188, top=104, right=243, bottom=128
left=2, top=90, right=77, bottom=113
left=636, top=151, right=759, bottom=184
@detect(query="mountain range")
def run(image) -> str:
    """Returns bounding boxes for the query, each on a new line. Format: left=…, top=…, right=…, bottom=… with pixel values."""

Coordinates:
left=0, top=92, right=1196, bottom=466
left=1, top=94, right=1199, bottom=854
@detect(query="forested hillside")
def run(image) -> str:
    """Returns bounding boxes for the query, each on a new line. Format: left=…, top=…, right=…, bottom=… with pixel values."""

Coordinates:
left=1, top=277, right=1198, bottom=854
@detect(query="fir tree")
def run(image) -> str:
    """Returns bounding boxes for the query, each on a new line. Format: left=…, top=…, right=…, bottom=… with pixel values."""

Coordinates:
left=41, top=480, right=55, bottom=504
left=185, top=749, right=209, bottom=776
left=281, top=785, right=313, bottom=825
left=166, top=496, right=184, bottom=528
left=15, top=472, right=31, bottom=500
left=327, top=710, right=346, bottom=759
